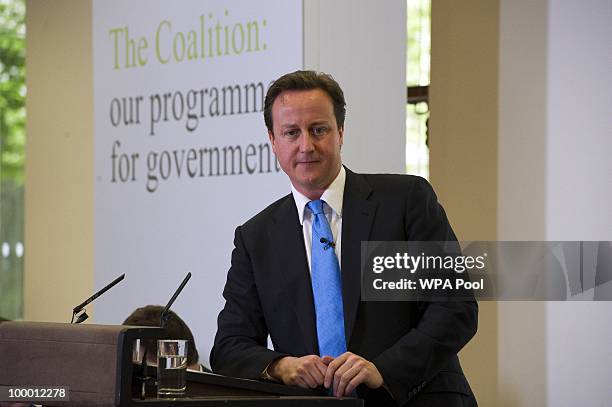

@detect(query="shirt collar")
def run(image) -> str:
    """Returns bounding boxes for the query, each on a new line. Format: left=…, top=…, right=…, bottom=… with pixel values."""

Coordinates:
left=291, top=166, right=346, bottom=225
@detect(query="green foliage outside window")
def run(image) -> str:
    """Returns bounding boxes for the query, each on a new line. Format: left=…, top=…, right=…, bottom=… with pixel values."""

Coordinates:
left=407, top=0, right=430, bottom=87
left=406, top=0, right=430, bottom=178
left=0, top=0, right=26, bottom=320
left=0, top=0, right=25, bottom=182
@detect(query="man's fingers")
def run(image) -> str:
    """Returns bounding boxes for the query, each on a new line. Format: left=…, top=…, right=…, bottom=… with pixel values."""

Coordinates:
left=294, top=367, right=313, bottom=388
left=305, top=356, right=327, bottom=385
left=326, top=353, right=384, bottom=396
left=345, top=370, right=369, bottom=395
left=339, top=361, right=367, bottom=396
left=284, top=352, right=383, bottom=395
left=277, top=355, right=328, bottom=388
left=321, top=355, right=334, bottom=365
left=313, top=357, right=329, bottom=380
left=293, top=375, right=309, bottom=389
left=335, top=366, right=359, bottom=397
left=316, top=363, right=327, bottom=378
left=302, top=371, right=318, bottom=388
left=333, top=358, right=359, bottom=396
left=324, top=352, right=350, bottom=388
left=334, top=354, right=363, bottom=395
left=297, top=358, right=324, bottom=388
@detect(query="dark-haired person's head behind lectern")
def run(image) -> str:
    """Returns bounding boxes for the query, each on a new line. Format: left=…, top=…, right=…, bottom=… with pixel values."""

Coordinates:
left=123, top=305, right=209, bottom=372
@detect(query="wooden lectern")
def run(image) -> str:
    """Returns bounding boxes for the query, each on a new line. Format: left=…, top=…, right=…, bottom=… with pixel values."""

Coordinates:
left=0, top=321, right=362, bottom=406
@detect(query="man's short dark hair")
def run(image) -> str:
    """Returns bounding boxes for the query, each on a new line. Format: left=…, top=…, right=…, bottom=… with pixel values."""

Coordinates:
left=264, top=70, right=346, bottom=132
left=123, top=305, right=199, bottom=366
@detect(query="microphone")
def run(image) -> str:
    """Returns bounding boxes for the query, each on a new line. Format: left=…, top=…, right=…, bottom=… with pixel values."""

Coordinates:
left=71, top=273, right=125, bottom=323
left=139, top=272, right=192, bottom=399
left=320, top=237, right=336, bottom=250
left=160, top=272, right=192, bottom=327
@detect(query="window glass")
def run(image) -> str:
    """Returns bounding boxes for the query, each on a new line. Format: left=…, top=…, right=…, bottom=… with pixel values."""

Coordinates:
left=406, top=0, right=430, bottom=179
left=0, top=0, right=26, bottom=320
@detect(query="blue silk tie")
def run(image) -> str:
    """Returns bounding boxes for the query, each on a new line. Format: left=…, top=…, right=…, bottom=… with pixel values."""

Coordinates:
left=307, top=199, right=347, bottom=358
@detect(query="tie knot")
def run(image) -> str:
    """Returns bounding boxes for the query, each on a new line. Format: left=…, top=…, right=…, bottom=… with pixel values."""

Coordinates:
left=307, top=199, right=325, bottom=215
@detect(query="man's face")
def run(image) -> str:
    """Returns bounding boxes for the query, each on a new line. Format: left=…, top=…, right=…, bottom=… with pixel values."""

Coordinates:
left=268, top=88, right=343, bottom=200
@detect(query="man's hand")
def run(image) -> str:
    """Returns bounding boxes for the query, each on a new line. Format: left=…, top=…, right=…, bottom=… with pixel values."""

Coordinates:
left=269, top=355, right=328, bottom=388
left=323, top=352, right=384, bottom=397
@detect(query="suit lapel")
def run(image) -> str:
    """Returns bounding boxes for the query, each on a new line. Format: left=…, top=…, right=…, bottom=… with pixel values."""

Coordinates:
left=271, top=195, right=318, bottom=355
left=341, top=168, right=377, bottom=343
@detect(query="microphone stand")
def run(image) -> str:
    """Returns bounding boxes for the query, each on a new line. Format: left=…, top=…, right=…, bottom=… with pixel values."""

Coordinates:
left=71, top=273, right=125, bottom=324
left=139, top=272, right=192, bottom=400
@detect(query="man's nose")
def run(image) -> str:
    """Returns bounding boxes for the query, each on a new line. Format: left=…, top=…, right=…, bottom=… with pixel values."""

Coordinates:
left=299, top=133, right=315, bottom=152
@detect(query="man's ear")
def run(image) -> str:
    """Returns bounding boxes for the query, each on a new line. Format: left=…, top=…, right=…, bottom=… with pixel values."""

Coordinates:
left=268, top=131, right=276, bottom=153
left=338, top=126, right=344, bottom=148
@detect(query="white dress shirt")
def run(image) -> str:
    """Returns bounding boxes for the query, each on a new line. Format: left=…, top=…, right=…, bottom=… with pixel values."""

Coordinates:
left=291, top=166, right=346, bottom=270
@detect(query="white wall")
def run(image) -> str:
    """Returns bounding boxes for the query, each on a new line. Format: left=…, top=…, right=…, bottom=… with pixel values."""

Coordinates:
left=499, top=0, right=612, bottom=405
left=545, top=0, right=612, bottom=405
left=304, top=0, right=406, bottom=174
left=498, top=1, right=548, bottom=404
left=25, top=0, right=94, bottom=323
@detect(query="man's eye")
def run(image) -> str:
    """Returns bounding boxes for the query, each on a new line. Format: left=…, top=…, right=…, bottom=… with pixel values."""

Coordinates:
left=312, top=126, right=328, bottom=136
left=284, top=129, right=300, bottom=138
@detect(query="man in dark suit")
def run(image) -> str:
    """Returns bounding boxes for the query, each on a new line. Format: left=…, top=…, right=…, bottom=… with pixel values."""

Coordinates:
left=211, top=71, right=478, bottom=406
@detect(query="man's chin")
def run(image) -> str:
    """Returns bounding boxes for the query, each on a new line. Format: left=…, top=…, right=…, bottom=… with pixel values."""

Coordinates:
left=296, top=176, right=322, bottom=188
left=294, top=166, right=321, bottom=180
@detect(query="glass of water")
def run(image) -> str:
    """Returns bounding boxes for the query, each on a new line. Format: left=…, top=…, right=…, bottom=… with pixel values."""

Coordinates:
left=157, top=339, right=188, bottom=398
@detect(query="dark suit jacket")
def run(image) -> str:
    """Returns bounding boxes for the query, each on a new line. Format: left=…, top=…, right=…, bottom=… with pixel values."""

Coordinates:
left=211, top=168, right=478, bottom=406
